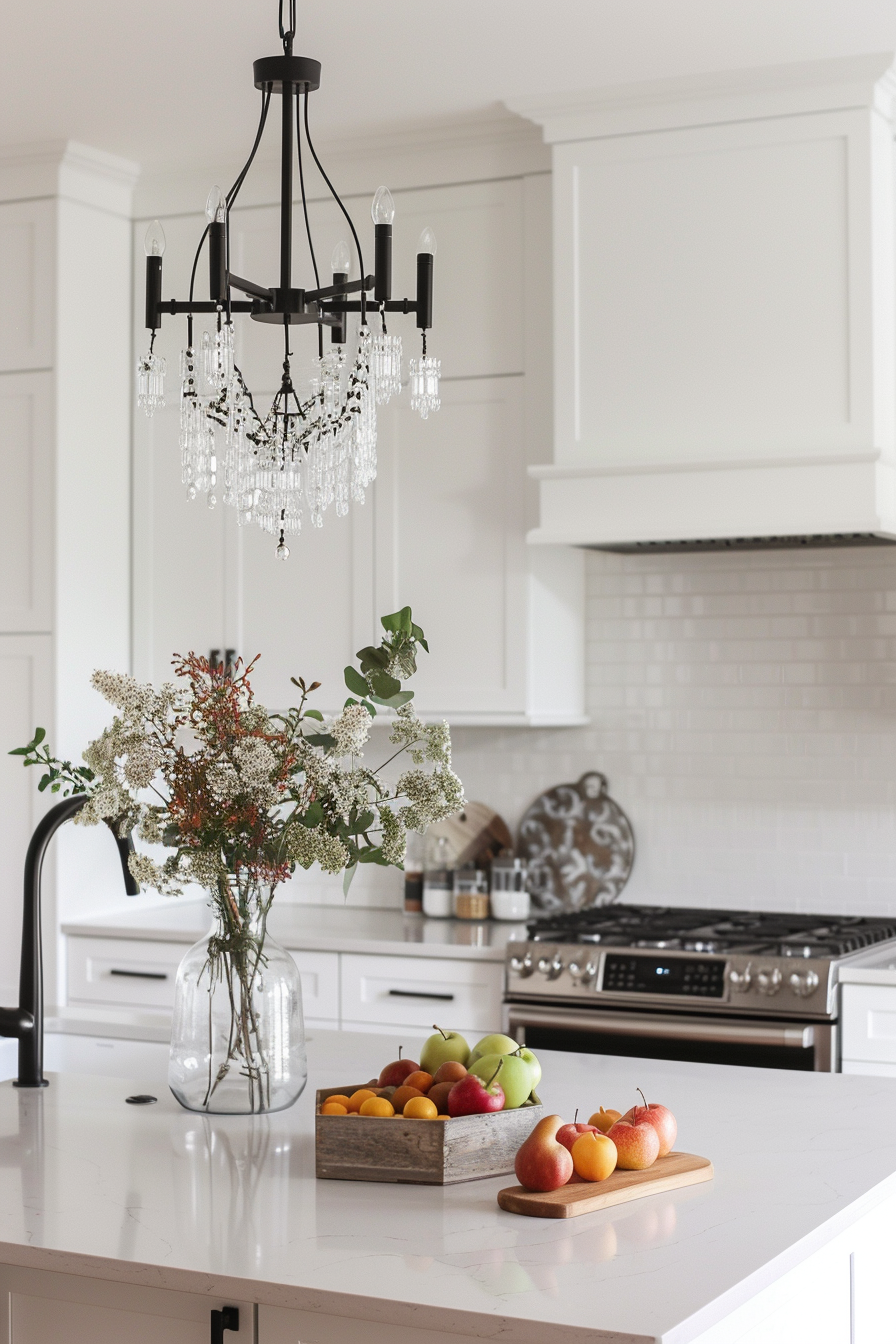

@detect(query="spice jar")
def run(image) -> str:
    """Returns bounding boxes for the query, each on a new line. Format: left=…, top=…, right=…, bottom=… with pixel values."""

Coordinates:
left=453, top=867, right=489, bottom=920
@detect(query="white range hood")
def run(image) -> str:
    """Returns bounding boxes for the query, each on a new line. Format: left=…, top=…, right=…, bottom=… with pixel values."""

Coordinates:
left=509, top=54, right=896, bottom=550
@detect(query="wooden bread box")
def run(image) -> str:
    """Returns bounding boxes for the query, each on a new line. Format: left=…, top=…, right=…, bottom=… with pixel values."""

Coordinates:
left=315, top=1085, right=544, bottom=1185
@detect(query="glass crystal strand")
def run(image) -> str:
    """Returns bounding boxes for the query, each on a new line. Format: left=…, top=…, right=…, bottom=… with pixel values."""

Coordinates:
left=409, top=355, right=441, bottom=419
left=371, top=328, right=401, bottom=404
left=136, top=349, right=166, bottom=414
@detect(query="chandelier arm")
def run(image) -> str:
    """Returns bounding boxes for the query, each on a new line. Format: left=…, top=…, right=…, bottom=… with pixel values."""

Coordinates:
left=302, top=92, right=366, bottom=325
left=226, top=86, right=272, bottom=318
left=296, top=90, right=322, bottom=357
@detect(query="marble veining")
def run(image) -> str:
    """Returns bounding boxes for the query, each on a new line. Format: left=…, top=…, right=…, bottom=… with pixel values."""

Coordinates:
left=0, top=1031, right=895, bottom=1343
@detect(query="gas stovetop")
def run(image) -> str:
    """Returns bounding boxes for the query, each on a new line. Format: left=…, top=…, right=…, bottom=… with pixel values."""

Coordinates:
left=505, top=904, right=896, bottom=1019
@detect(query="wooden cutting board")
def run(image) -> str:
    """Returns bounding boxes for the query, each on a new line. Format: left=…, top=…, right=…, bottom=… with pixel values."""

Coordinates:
left=497, top=1152, right=713, bottom=1219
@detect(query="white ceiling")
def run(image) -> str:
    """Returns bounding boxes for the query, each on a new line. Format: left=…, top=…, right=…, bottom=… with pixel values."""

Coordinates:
left=1, top=0, right=895, bottom=171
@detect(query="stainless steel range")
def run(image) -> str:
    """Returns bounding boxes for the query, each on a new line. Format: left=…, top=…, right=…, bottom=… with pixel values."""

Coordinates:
left=504, top=905, right=896, bottom=1071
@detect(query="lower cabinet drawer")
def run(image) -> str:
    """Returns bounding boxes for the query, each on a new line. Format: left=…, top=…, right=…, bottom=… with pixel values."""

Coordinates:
left=289, top=949, right=339, bottom=1024
left=66, top=937, right=186, bottom=1009
left=841, top=984, right=896, bottom=1063
left=340, top=954, right=503, bottom=1033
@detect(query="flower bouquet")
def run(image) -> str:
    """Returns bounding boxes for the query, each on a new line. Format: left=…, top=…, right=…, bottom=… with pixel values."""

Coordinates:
left=13, top=607, right=463, bottom=1113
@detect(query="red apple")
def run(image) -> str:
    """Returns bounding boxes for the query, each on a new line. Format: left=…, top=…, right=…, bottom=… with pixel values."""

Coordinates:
left=621, top=1100, right=677, bottom=1158
left=447, top=1061, right=505, bottom=1116
left=514, top=1115, right=575, bottom=1192
left=607, top=1117, right=660, bottom=1170
left=377, top=1052, right=421, bottom=1088
left=556, top=1121, right=600, bottom=1153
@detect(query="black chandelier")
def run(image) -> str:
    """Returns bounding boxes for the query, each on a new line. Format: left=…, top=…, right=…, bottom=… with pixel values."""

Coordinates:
left=137, top=0, right=439, bottom=558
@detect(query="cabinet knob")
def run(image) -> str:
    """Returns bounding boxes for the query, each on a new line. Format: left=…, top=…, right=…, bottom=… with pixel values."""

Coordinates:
left=211, top=1307, right=239, bottom=1343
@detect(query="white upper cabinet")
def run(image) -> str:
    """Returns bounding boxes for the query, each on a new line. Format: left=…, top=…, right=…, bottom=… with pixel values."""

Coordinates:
left=0, top=200, right=54, bottom=373
left=511, top=54, right=896, bottom=546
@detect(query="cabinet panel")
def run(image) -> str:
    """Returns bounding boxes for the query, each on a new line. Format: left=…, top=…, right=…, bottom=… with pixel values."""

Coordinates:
left=237, top=508, right=360, bottom=715
left=66, top=936, right=185, bottom=1009
left=290, top=949, right=340, bottom=1023
left=841, top=984, right=896, bottom=1064
left=374, top=377, right=526, bottom=715
left=0, top=636, right=52, bottom=1004
left=0, top=372, right=53, bottom=631
left=341, top=953, right=503, bottom=1032
left=554, top=113, right=868, bottom=468
left=0, top=200, right=54, bottom=372
left=0, top=1266, right=252, bottom=1344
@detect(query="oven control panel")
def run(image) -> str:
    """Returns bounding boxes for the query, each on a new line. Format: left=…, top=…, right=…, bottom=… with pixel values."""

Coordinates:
left=602, top=954, right=727, bottom=998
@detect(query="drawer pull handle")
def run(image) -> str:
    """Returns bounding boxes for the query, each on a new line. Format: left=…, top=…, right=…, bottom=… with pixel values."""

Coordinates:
left=109, top=969, right=169, bottom=980
left=387, top=989, right=454, bottom=1001
left=211, top=1306, right=239, bottom=1342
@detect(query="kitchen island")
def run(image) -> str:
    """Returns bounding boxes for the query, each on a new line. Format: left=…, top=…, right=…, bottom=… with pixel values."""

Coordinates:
left=0, top=1030, right=893, bottom=1344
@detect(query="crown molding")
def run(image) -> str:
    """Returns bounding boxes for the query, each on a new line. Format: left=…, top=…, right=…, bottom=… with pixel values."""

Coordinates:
left=134, top=109, right=549, bottom=219
left=0, top=140, right=139, bottom=214
left=507, top=51, right=896, bottom=144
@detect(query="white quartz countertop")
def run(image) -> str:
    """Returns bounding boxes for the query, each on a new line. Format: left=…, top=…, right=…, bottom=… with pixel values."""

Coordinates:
left=2, top=1031, right=896, bottom=1343
left=61, top=900, right=525, bottom=961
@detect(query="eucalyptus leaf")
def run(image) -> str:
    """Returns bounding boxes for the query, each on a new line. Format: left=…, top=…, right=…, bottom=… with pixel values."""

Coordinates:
left=368, top=669, right=401, bottom=699
left=303, top=708, right=324, bottom=721
left=343, top=665, right=369, bottom=696
left=342, top=862, right=358, bottom=896
left=33, top=727, right=46, bottom=745
left=304, top=732, right=337, bottom=749
left=381, top=607, right=413, bottom=634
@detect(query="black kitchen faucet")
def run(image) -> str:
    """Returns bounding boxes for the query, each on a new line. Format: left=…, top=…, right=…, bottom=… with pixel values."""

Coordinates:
left=0, top=796, right=138, bottom=1087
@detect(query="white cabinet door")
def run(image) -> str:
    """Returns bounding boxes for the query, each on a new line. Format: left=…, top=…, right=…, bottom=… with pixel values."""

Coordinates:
left=841, top=984, right=896, bottom=1065
left=374, top=376, right=527, bottom=717
left=291, top=949, right=340, bottom=1025
left=0, top=372, right=53, bottom=632
left=0, top=1266, right=252, bottom=1344
left=341, top=953, right=503, bottom=1035
left=0, top=199, right=55, bottom=373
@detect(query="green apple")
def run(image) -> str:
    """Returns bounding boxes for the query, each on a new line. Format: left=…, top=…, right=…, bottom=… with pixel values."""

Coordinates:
left=469, top=1051, right=533, bottom=1109
left=469, top=1032, right=520, bottom=1066
left=518, top=1046, right=541, bottom=1090
left=419, top=1025, right=470, bottom=1075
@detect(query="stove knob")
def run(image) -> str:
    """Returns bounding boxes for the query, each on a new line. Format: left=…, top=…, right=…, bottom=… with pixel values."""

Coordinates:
left=756, top=967, right=783, bottom=996
left=511, top=952, right=535, bottom=978
left=728, top=965, right=752, bottom=992
left=788, top=969, right=820, bottom=999
left=537, top=954, right=564, bottom=981
left=567, top=959, right=598, bottom=987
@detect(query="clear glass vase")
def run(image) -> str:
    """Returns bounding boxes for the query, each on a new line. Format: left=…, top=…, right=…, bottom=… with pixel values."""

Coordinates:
left=168, top=903, right=307, bottom=1115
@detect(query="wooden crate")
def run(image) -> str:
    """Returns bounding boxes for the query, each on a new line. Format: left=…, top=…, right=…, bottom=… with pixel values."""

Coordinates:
left=315, top=1084, right=544, bottom=1185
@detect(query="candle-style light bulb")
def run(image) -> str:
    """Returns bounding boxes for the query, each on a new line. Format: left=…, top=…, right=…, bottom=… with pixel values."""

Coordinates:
left=371, top=185, right=395, bottom=226
left=205, top=185, right=226, bottom=223
left=417, top=227, right=437, bottom=257
left=144, top=219, right=166, bottom=257
left=331, top=240, right=351, bottom=275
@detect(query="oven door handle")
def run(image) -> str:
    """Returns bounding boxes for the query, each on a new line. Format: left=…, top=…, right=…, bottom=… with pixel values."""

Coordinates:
left=506, top=1004, right=815, bottom=1049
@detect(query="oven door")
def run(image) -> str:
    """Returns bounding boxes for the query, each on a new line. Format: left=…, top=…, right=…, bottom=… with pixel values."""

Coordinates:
left=506, top=1002, right=835, bottom=1071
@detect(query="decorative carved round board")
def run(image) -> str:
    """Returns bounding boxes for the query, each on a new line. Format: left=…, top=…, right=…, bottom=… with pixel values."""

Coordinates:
left=516, top=772, right=635, bottom=912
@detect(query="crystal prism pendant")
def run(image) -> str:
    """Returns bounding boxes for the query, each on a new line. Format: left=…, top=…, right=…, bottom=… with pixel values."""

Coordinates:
left=136, top=348, right=166, bottom=414
left=409, top=355, right=441, bottom=419
left=371, top=331, right=401, bottom=404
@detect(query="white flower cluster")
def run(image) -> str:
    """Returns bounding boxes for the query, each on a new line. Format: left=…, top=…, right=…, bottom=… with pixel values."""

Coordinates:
left=396, top=766, right=464, bottom=831
left=330, top=703, right=372, bottom=756
left=378, top=805, right=406, bottom=865
left=389, top=704, right=452, bottom=768
left=286, top=824, right=351, bottom=873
